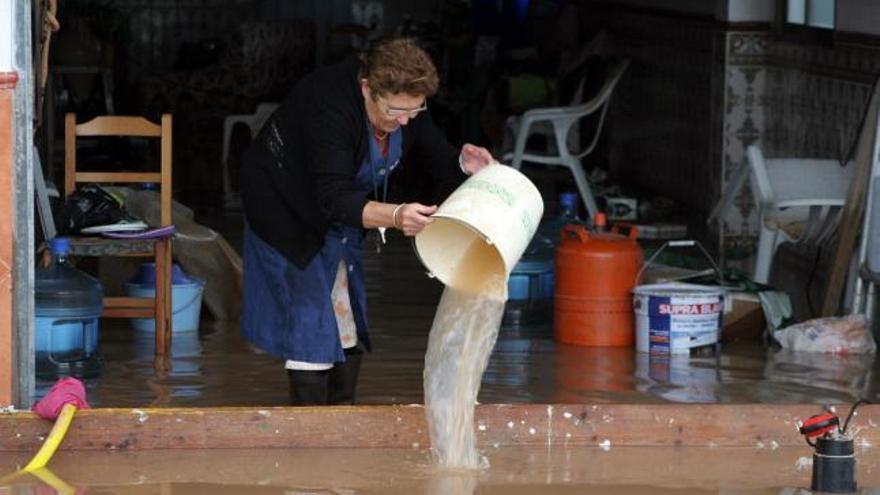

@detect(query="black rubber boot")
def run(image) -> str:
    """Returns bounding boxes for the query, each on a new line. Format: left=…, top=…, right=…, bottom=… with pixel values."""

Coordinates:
left=287, top=369, right=330, bottom=406
left=328, top=347, right=363, bottom=405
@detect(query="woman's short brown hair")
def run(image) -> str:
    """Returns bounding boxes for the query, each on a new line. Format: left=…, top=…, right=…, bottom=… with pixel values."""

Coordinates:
left=360, top=37, right=439, bottom=99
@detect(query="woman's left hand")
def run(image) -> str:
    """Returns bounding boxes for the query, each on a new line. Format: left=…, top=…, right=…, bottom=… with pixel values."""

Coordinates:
left=460, top=144, right=496, bottom=175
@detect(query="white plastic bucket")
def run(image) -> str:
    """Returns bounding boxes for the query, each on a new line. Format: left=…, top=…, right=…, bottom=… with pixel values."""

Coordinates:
left=633, top=283, right=724, bottom=354
left=414, top=164, right=543, bottom=293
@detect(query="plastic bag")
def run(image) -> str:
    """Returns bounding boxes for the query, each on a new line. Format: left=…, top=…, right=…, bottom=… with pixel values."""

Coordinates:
left=773, top=315, right=876, bottom=354
left=55, top=184, right=126, bottom=235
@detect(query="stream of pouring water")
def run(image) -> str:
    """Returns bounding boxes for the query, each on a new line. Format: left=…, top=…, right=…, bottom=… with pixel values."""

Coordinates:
left=424, top=240, right=508, bottom=469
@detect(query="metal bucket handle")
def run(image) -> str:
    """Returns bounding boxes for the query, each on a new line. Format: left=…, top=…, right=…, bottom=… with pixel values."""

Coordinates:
left=635, top=240, right=724, bottom=286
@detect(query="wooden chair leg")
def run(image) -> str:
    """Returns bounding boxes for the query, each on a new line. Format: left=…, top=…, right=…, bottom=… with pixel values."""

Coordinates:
left=154, top=239, right=173, bottom=355
left=165, top=239, right=173, bottom=346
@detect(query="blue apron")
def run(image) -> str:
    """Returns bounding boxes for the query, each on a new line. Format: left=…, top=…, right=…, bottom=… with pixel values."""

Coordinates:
left=242, top=126, right=402, bottom=363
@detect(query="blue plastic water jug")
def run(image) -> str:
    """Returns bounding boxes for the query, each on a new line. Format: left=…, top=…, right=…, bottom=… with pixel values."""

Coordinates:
left=504, top=193, right=582, bottom=326
left=35, top=237, right=103, bottom=378
left=537, top=192, right=582, bottom=242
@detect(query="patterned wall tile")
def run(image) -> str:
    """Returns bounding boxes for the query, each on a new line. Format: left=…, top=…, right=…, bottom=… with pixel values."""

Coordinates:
left=584, top=5, right=880, bottom=259
left=720, top=32, right=769, bottom=253
left=724, top=34, right=879, bottom=253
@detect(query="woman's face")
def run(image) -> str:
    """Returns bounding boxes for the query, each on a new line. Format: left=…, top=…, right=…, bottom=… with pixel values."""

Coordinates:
left=361, top=79, right=428, bottom=134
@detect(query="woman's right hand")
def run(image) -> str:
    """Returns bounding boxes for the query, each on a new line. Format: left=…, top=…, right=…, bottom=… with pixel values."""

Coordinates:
left=394, top=203, right=437, bottom=236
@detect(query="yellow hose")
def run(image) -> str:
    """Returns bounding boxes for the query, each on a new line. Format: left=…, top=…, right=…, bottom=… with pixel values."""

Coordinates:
left=0, top=403, right=78, bottom=485
left=22, top=403, right=77, bottom=471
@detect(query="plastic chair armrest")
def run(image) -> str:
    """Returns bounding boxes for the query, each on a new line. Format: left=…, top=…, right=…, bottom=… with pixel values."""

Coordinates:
left=521, top=105, right=588, bottom=122
left=770, top=199, right=847, bottom=209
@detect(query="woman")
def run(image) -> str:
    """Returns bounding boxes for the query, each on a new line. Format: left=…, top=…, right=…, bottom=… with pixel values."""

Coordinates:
left=240, top=37, right=495, bottom=405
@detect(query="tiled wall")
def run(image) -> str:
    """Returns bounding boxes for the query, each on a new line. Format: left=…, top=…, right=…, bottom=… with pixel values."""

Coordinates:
left=722, top=33, right=879, bottom=250
left=720, top=32, right=768, bottom=249
left=585, top=5, right=880, bottom=253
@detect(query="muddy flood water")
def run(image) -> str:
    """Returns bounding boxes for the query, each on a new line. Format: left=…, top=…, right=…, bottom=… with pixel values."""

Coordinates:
left=35, top=231, right=880, bottom=408
left=17, top=223, right=880, bottom=494
left=3, top=444, right=879, bottom=494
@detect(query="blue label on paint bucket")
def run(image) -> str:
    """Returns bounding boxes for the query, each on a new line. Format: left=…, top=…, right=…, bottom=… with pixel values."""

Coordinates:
left=647, top=296, right=671, bottom=352
left=634, top=284, right=724, bottom=354
left=647, top=296, right=672, bottom=327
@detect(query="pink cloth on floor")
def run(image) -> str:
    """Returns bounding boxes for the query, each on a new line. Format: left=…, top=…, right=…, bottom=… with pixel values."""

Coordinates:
left=32, top=377, right=89, bottom=420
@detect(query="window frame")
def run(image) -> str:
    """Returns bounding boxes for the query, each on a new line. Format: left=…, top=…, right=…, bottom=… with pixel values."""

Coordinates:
left=774, top=0, right=837, bottom=46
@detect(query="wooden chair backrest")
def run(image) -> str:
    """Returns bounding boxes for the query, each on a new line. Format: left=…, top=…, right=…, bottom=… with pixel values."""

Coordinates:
left=64, top=113, right=173, bottom=226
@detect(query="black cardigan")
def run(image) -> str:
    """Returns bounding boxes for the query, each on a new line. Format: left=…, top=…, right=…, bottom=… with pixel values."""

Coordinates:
left=240, top=59, right=465, bottom=269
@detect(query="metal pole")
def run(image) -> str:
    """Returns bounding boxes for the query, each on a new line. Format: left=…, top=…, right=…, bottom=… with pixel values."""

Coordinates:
left=13, top=0, right=35, bottom=408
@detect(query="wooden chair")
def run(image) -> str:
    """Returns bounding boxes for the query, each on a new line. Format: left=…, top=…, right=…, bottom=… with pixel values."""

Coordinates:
left=64, top=113, right=174, bottom=355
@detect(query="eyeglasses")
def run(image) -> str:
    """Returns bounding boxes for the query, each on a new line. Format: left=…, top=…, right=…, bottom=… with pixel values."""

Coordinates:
left=376, top=96, right=428, bottom=118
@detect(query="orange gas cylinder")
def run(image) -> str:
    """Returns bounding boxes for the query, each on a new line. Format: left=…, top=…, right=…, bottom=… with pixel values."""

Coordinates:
left=554, top=223, right=643, bottom=346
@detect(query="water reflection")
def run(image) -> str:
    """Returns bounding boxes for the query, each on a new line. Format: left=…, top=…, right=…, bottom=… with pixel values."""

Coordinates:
left=39, top=216, right=878, bottom=408
left=554, top=345, right=637, bottom=402
left=628, top=344, right=879, bottom=404
left=635, top=351, right=721, bottom=403
left=425, top=471, right=479, bottom=495
left=760, top=349, right=876, bottom=402
left=31, top=310, right=880, bottom=407
left=3, top=446, right=880, bottom=495
left=28, top=467, right=81, bottom=495
left=7, top=483, right=880, bottom=494
left=36, top=320, right=291, bottom=408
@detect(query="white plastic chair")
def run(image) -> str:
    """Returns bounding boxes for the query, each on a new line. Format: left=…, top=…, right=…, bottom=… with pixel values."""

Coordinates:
left=853, top=136, right=880, bottom=325
left=854, top=176, right=880, bottom=323
left=711, top=145, right=854, bottom=284
left=502, top=59, right=629, bottom=220
left=221, top=102, right=279, bottom=205
left=746, top=145, right=855, bottom=284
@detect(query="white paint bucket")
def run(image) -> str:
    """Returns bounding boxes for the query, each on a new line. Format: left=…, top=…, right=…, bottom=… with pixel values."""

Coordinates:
left=414, top=164, right=543, bottom=292
left=632, top=283, right=724, bottom=354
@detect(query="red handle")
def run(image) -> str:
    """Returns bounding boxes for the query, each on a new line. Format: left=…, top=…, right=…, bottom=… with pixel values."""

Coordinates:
left=611, top=222, right=639, bottom=239
left=561, top=224, right=589, bottom=243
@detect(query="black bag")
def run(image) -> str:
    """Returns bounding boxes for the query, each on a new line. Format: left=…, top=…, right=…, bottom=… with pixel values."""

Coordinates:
left=55, top=185, right=126, bottom=235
